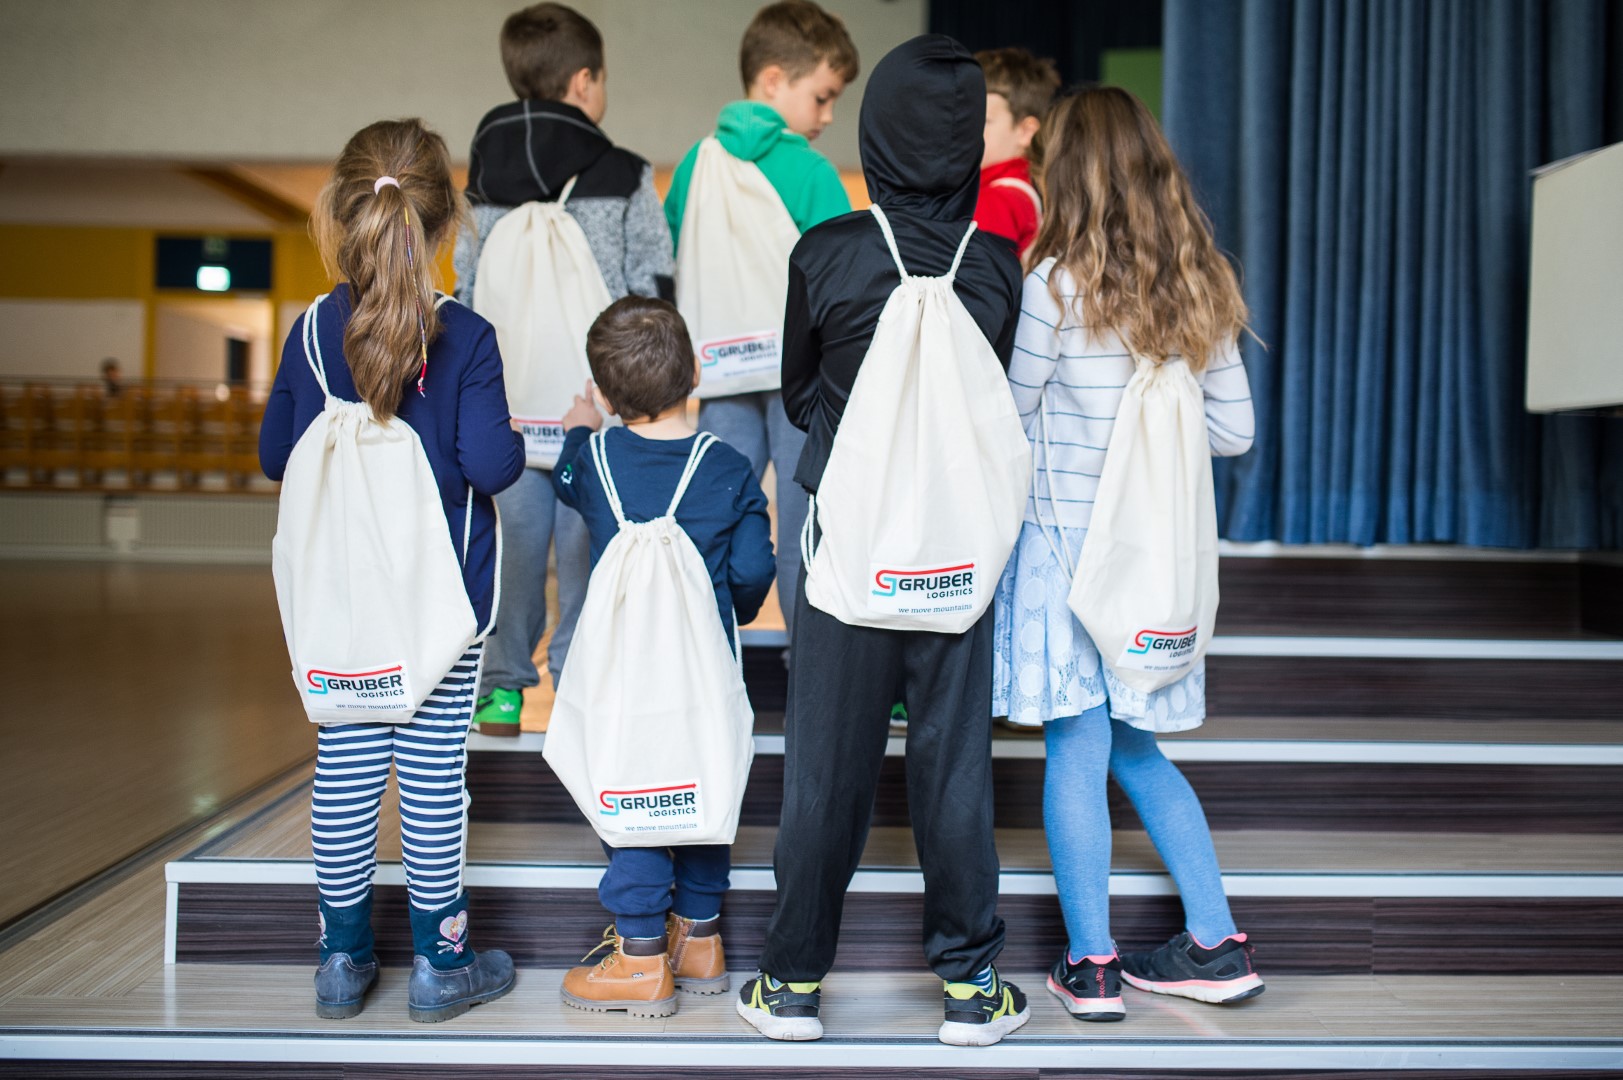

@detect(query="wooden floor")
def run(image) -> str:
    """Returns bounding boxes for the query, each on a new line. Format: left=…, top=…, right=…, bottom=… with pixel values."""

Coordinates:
left=0, top=561, right=313, bottom=925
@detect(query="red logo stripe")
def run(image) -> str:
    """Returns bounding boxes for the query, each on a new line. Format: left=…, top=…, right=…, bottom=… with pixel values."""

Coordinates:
left=872, top=563, right=975, bottom=589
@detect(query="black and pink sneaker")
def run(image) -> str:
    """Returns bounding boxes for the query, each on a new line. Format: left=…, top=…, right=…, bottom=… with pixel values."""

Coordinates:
left=1046, top=950, right=1125, bottom=1021
left=1120, top=932, right=1264, bottom=1004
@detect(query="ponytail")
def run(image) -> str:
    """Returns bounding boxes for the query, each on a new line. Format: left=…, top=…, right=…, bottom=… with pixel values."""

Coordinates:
left=312, top=120, right=464, bottom=420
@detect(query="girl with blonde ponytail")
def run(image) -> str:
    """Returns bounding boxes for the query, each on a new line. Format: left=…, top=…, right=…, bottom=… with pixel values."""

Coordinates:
left=310, top=119, right=466, bottom=419
left=259, top=118, right=524, bottom=1024
left=991, top=87, right=1263, bottom=1020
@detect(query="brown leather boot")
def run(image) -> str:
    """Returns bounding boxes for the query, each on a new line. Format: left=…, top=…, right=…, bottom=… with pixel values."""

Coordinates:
left=667, top=913, right=728, bottom=994
left=560, top=926, right=676, bottom=1018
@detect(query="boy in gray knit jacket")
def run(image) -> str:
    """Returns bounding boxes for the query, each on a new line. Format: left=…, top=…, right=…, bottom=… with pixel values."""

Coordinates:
left=457, top=2, right=675, bottom=733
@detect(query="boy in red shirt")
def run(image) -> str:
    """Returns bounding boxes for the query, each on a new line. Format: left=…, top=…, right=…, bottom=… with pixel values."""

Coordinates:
left=974, top=48, right=1060, bottom=258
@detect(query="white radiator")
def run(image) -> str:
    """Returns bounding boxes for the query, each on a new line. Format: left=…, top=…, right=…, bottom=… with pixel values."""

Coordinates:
left=0, top=493, right=275, bottom=561
left=135, top=496, right=276, bottom=554
left=0, top=493, right=105, bottom=549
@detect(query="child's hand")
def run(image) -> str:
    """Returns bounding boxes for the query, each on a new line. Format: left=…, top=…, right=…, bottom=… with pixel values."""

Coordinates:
left=563, top=380, right=604, bottom=432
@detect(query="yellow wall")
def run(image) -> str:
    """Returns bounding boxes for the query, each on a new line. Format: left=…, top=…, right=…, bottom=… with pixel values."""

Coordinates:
left=0, top=224, right=152, bottom=300
left=0, top=223, right=340, bottom=377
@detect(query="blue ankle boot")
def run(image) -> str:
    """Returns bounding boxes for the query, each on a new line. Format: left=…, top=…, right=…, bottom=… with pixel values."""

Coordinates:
left=315, top=894, right=378, bottom=1019
left=406, top=894, right=515, bottom=1023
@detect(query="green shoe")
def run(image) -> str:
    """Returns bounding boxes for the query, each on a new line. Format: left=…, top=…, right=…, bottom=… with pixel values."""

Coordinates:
left=889, top=700, right=909, bottom=731
left=474, top=687, right=521, bottom=736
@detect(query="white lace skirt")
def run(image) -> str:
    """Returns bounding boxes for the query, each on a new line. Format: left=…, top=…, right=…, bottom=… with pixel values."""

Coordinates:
left=991, top=520, right=1206, bottom=733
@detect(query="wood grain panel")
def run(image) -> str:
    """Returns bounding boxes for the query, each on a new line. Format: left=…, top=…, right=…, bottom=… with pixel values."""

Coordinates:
left=751, top=650, right=1623, bottom=722
left=1102, top=763, right=1623, bottom=834
left=468, top=752, right=1623, bottom=833
left=1371, top=898, right=1623, bottom=974
left=1215, top=558, right=1585, bottom=638
left=1204, top=657, right=1623, bottom=719
left=1581, top=557, right=1623, bottom=637
left=174, top=884, right=1623, bottom=975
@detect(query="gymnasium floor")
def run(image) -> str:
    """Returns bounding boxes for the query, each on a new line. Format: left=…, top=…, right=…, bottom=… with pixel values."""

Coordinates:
left=0, top=561, right=311, bottom=926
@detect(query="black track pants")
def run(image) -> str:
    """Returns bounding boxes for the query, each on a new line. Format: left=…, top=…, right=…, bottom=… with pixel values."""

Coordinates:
left=756, top=568, right=1005, bottom=982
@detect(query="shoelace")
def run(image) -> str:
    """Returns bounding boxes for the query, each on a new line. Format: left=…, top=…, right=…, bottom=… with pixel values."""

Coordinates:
left=579, top=924, right=621, bottom=971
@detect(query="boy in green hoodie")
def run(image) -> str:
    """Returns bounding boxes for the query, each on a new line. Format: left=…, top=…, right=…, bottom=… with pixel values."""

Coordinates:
left=665, top=0, right=857, bottom=647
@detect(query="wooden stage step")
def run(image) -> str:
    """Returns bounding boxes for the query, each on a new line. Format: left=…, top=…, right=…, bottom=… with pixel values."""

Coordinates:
left=734, top=646, right=1623, bottom=720
left=164, top=783, right=1623, bottom=976
left=463, top=727, right=1623, bottom=834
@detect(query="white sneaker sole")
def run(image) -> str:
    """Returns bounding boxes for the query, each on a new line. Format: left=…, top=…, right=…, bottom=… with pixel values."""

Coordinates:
left=938, top=1005, right=1030, bottom=1046
left=735, top=996, right=823, bottom=1040
left=1121, top=971, right=1265, bottom=1004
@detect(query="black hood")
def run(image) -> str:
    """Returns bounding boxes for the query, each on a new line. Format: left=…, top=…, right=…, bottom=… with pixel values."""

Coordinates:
left=466, top=100, right=613, bottom=206
left=859, top=35, right=984, bottom=221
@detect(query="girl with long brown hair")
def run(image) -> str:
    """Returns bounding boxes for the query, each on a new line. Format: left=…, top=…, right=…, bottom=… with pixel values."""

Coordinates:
left=989, top=87, right=1262, bottom=1020
left=259, top=118, right=524, bottom=1022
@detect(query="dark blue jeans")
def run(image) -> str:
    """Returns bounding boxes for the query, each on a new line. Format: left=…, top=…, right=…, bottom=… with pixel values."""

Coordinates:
left=600, top=843, right=731, bottom=939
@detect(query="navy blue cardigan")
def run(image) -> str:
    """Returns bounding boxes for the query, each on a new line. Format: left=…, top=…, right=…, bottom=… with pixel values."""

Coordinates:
left=258, top=286, right=524, bottom=629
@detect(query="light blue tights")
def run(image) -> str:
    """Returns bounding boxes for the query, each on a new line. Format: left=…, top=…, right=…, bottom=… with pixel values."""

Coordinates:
left=1044, top=704, right=1238, bottom=959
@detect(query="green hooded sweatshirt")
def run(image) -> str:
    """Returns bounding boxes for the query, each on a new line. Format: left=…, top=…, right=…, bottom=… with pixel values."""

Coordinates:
left=665, top=100, right=852, bottom=256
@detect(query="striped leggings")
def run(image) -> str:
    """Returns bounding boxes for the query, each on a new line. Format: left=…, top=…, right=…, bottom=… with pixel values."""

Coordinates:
left=312, top=645, right=482, bottom=912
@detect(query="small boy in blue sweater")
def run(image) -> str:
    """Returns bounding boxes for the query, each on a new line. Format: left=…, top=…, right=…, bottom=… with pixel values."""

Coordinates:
left=553, top=296, right=774, bottom=1015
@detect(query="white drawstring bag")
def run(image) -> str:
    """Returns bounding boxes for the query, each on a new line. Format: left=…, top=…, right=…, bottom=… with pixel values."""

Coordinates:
left=801, top=205, right=1031, bottom=634
left=675, top=137, right=802, bottom=399
left=272, top=294, right=494, bottom=724
left=1062, top=355, right=1219, bottom=693
left=474, top=177, right=613, bottom=468
left=544, top=431, right=755, bottom=846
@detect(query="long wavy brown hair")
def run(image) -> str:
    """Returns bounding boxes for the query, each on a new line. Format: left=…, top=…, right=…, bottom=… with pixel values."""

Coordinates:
left=311, top=119, right=465, bottom=420
left=1027, top=87, right=1248, bottom=371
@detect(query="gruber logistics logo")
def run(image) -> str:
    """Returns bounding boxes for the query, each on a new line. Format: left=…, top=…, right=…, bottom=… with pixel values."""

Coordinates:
left=306, top=665, right=405, bottom=696
left=1126, top=627, right=1198, bottom=655
left=598, top=783, right=699, bottom=817
left=700, top=332, right=777, bottom=368
left=872, top=563, right=976, bottom=597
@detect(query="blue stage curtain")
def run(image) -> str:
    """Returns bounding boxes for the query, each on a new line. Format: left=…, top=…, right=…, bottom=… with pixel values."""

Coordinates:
left=1164, top=0, right=1622, bottom=548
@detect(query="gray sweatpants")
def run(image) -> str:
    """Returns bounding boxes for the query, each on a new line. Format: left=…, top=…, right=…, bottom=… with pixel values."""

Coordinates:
left=479, top=466, right=590, bottom=696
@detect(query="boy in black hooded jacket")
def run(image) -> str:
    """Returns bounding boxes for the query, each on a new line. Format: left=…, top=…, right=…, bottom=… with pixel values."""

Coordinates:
left=736, top=35, right=1029, bottom=1048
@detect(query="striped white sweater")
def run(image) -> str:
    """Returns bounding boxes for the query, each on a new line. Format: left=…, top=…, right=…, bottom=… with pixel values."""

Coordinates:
left=1010, top=258, right=1256, bottom=531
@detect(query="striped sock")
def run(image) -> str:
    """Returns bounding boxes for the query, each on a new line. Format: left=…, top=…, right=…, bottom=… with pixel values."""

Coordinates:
left=966, top=965, right=997, bottom=992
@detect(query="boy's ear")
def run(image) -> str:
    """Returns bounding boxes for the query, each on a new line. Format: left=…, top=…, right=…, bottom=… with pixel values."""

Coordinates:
left=1016, top=114, right=1042, bottom=149
left=568, top=66, right=597, bottom=101
left=751, top=63, right=786, bottom=99
left=691, top=353, right=703, bottom=390
left=591, top=382, right=618, bottom=417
